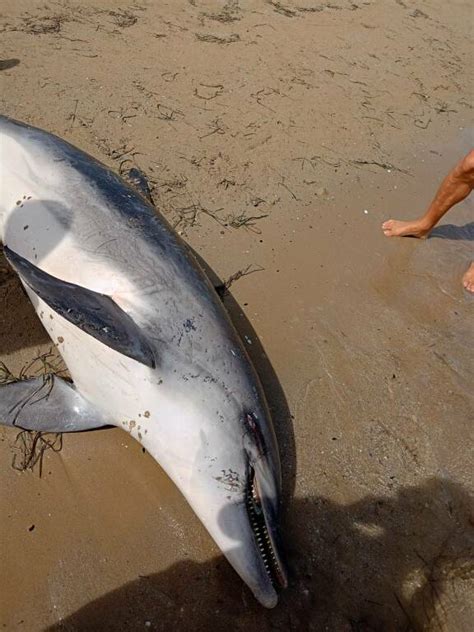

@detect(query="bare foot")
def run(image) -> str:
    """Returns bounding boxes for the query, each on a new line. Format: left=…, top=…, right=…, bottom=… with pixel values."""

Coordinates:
left=462, top=262, right=474, bottom=293
left=381, top=219, right=431, bottom=238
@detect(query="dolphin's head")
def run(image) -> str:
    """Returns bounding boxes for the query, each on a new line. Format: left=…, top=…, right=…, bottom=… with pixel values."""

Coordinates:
left=134, top=305, right=291, bottom=607
left=186, top=406, right=288, bottom=609
left=217, top=420, right=289, bottom=607
left=140, top=369, right=288, bottom=608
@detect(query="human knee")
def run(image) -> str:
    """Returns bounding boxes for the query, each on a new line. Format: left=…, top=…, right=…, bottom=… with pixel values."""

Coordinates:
left=460, top=149, right=474, bottom=184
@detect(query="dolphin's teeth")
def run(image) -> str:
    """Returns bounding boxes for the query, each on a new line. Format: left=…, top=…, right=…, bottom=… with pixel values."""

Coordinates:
left=246, top=472, right=284, bottom=588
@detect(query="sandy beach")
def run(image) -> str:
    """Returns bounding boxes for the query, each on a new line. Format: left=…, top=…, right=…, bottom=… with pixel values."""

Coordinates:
left=1, top=1, right=473, bottom=630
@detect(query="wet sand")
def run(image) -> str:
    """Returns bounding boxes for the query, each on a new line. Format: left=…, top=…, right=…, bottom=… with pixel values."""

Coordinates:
left=1, top=1, right=473, bottom=630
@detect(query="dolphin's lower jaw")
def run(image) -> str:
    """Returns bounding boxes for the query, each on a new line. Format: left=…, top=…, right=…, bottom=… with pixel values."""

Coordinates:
left=244, top=464, right=288, bottom=606
left=217, top=491, right=286, bottom=608
left=211, top=461, right=287, bottom=608
left=183, top=478, right=287, bottom=608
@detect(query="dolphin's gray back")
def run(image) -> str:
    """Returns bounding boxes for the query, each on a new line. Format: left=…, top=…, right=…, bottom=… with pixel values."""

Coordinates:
left=1, top=115, right=213, bottom=302
left=2, top=119, right=221, bottom=340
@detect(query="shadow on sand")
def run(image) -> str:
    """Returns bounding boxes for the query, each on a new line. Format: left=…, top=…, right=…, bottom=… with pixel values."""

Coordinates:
left=428, top=222, right=474, bottom=241
left=45, top=477, right=473, bottom=632
left=0, top=59, right=20, bottom=71
left=0, top=200, right=74, bottom=355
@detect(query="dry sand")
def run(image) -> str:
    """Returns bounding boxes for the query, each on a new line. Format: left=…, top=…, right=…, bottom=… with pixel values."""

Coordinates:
left=1, top=1, right=473, bottom=630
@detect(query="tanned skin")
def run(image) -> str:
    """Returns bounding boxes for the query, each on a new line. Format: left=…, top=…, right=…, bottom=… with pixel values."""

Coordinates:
left=382, top=149, right=474, bottom=292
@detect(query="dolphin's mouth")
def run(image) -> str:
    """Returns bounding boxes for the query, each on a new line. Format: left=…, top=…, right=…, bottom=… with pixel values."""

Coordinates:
left=245, top=465, right=287, bottom=590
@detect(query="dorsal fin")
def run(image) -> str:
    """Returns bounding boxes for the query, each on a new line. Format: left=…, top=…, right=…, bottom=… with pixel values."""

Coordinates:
left=127, top=167, right=154, bottom=204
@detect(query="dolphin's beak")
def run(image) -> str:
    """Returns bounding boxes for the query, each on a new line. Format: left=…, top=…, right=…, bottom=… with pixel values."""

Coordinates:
left=246, top=462, right=288, bottom=594
left=215, top=459, right=287, bottom=608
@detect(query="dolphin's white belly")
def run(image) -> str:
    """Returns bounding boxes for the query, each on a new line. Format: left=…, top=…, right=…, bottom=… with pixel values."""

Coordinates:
left=26, top=285, right=243, bottom=489
left=28, top=287, right=249, bottom=562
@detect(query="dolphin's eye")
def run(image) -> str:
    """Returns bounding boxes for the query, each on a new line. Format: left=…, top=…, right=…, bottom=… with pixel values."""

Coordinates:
left=244, top=411, right=266, bottom=458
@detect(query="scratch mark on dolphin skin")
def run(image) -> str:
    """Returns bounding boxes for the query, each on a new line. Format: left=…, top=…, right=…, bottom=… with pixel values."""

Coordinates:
left=182, top=372, right=201, bottom=382
left=214, top=469, right=242, bottom=492
left=94, top=238, right=119, bottom=253
left=202, top=375, right=217, bottom=384
left=183, top=318, right=196, bottom=332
